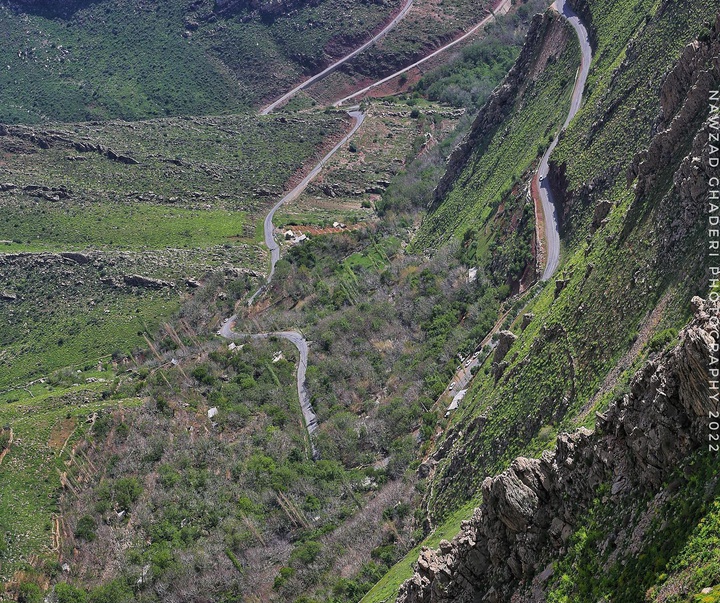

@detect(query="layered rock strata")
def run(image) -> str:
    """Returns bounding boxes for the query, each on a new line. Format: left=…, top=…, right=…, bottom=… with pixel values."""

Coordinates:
left=397, top=298, right=717, bottom=603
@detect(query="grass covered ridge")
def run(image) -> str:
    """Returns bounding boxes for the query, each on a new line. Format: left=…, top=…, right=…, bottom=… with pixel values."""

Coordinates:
left=0, top=0, right=401, bottom=122
left=361, top=0, right=719, bottom=599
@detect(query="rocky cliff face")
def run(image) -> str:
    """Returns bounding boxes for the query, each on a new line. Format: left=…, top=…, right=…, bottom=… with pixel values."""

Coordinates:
left=628, top=13, right=720, bottom=204
left=432, top=10, right=573, bottom=207
left=397, top=298, right=717, bottom=603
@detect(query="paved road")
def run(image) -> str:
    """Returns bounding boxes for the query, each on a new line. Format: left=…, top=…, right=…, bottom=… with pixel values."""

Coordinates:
left=333, top=0, right=512, bottom=107
left=221, top=0, right=592, bottom=447
left=221, top=109, right=364, bottom=451
left=535, top=0, right=592, bottom=281
left=219, top=325, right=319, bottom=457
left=248, top=109, right=365, bottom=304
left=260, top=0, right=414, bottom=114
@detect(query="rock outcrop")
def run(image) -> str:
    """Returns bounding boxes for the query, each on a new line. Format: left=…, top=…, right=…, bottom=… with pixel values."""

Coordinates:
left=397, top=298, right=717, bottom=603
left=0, top=124, right=139, bottom=165
left=628, top=13, right=720, bottom=203
left=432, top=11, right=573, bottom=207
left=122, top=274, right=175, bottom=290
left=492, top=331, right=517, bottom=365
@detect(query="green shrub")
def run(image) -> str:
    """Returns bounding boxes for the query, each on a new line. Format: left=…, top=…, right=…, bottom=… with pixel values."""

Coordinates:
left=18, top=583, right=43, bottom=603
left=74, top=515, right=97, bottom=542
left=55, top=583, right=88, bottom=603
left=289, top=541, right=322, bottom=565
left=648, top=328, right=678, bottom=353
left=113, top=477, right=143, bottom=512
left=88, top=580, right=134, bottom=603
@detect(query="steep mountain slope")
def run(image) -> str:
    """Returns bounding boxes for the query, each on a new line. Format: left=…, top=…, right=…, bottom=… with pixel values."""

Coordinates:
left=0, top=0, right=501, bottom=123
left=398, top=297, right=717, bottom=602
left=414, top=8, right=580, bottom=291
left=0, top=0, right=403, bottom=122
left=413, top=0, right=716, bottom=517
left=370, top=0, right=720, bottom=601
left=2, top=0, right=718, bottom=602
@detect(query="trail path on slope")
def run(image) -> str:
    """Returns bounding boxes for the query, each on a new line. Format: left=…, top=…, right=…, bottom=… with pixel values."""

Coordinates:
left=0, top=428, right=13, bottom=466
left=534, top=0, right=592, bottom=280
left=259, top=0, right=414, bottom=114
left=333, top=0, right=512, bottom=107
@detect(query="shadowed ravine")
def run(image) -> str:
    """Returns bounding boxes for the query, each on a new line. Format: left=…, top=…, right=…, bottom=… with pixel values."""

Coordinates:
left=222, top=0, right=592, bottom=456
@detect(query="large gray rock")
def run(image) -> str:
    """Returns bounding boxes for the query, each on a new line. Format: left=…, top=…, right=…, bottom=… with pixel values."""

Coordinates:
left=397, top=298, right=718, bottom=603
left=493, top=331, right=517, bottom=365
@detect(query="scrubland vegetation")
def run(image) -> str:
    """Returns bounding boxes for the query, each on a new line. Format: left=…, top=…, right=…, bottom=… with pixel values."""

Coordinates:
left=2, top=0, right=719, bottom=602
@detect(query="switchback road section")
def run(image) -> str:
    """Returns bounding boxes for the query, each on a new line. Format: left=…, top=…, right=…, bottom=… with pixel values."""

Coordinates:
left=534, top=0, right=592, bottom=281
left=259, top=0, right=414, bottom=114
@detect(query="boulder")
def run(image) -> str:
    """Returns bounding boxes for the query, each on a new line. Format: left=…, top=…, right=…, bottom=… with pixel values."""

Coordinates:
left=493, top=331, right=517, bottom=364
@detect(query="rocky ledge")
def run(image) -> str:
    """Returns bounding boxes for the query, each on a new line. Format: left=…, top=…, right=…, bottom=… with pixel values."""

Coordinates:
left=397, top=297, right=717, bottom=603
left=432, top=10, right=573, bottom=208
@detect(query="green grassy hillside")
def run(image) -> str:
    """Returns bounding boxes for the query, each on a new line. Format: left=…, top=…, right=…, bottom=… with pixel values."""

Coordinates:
left=0, top=0, right=400, bottom=122
left=2, top=0, right=718, bottom=601
left=362, top=0, right=720, bottom=600
left=0, top=111, right=345, bottom=389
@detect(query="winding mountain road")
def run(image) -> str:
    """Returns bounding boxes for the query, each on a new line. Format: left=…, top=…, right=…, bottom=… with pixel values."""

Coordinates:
left=439, top=0, right=591, bottom=419
left=260, top=0, right=414, bottom=114
left=221, top=111, right=364, bottom=453
left=333, top=0, right=512, bottom=107
left=249, top=109, right=365, bottom=304
left=219, top=325, right=319, bottom=456
left=222, top=0, right=592, bottom=452
left=535, top=0, right=591, bottom=281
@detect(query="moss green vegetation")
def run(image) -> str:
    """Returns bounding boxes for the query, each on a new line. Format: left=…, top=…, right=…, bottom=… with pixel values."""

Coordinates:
left=0, top=382, right=142, bottom=583
left=1, top=204, right=247, bottom=251
left=414, top=18, right=580, bottom=252
left=547, top=451, right=720, bottom=603
left=0, top=1, right=244, bottom=123
left=0, top=0, right=399, bottom=122
left=359, top=0, right=719, bottom=598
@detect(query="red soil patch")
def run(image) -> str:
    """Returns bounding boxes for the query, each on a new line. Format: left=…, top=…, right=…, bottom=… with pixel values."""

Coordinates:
left=0, top=428, right=13, bottom=465
left=283, top=223, right=364, bottom=236
left=531, top=174, right=547, bottom=276
left=48, top=417, right=76, bottom=451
